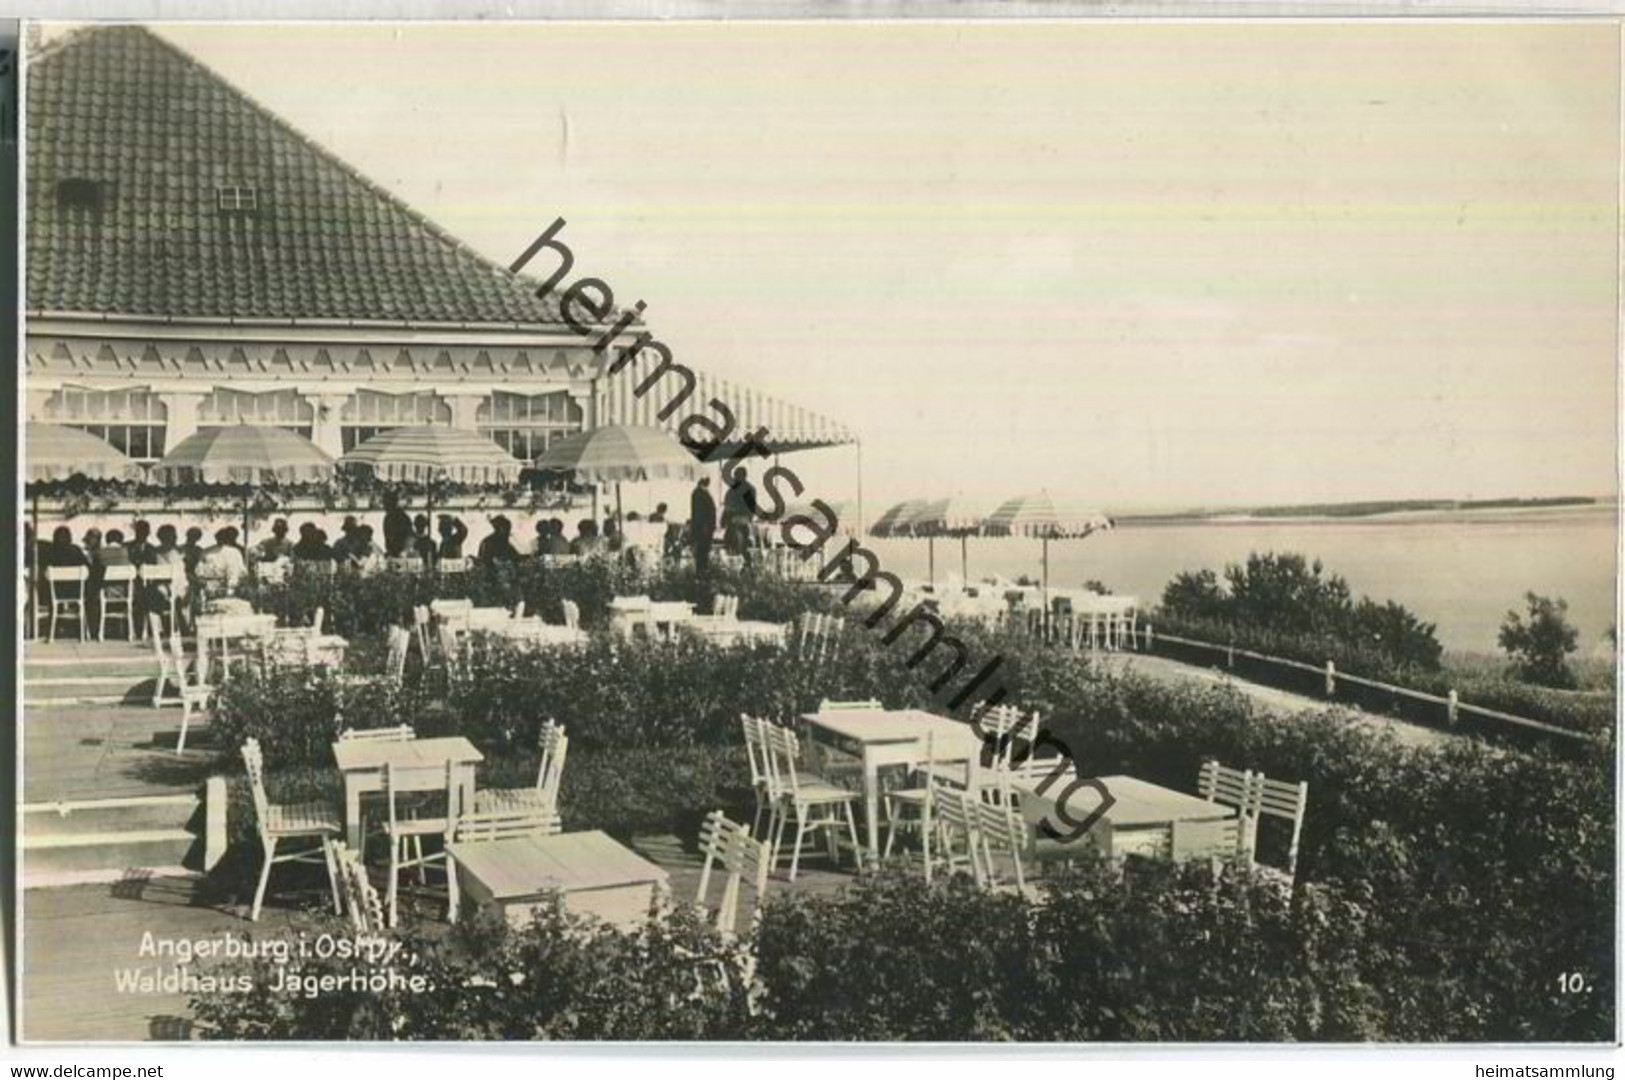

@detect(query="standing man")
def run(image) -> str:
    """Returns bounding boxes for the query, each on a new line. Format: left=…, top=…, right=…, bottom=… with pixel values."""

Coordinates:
left=690, top=476, right=717, bottom=580
left=381, top=492, right=413, bottom=559
left=722, top=466, right=758, bottom=566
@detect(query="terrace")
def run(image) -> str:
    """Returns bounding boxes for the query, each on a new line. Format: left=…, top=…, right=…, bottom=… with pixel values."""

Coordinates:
left=17, top=554, right=1614, bottom=1043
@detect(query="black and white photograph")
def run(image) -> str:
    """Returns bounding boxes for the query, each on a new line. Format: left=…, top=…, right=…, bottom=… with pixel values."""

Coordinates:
left=9, top=15, right=1621, bottom=1051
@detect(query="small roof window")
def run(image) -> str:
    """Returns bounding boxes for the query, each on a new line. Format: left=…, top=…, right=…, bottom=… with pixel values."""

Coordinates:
left=56, top=178, right=108, bottom=212
left=216, top=184, right=258, bottom=213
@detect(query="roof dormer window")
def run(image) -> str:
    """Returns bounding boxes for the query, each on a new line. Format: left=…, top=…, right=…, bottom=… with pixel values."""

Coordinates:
left=56, top=178, right=108, bottom=213
left=216, top=184, right=258, bottom=213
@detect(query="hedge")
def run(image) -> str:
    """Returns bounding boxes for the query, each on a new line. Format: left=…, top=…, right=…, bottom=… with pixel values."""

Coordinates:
left=205, top=574, right=1615, bottom=1041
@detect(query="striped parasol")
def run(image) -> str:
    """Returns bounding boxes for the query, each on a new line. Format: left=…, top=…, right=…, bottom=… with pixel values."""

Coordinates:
left=869, top=498, right=930, bottom=539
left=152, top=425, right=335, bottom=546
left=152, top=425, right=334, bottom=486
left=533, top=424, right=703, bottom=484
left=340, top=425, right=522, bottom=485
left=911, top=495, right=992, bottom=583
left=982, top=492, right=1113, bottom=594
left=534, top=424, right=703, bottom=523
left=25, top=422, right=143, bottom=483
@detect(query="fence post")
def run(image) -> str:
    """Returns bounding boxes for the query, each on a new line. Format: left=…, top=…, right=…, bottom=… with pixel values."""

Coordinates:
left=1325, top=660, right=1336, bottom=697
left=1447, top=688, right=1459, bottom=728
left=1226, top=636, right=1235, bottom=669
left=1144, top=623, right=1154, bottom=652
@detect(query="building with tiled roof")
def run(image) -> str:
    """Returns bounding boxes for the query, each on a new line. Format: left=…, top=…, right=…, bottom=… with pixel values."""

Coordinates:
left=24, top=25, right=854, bottom=464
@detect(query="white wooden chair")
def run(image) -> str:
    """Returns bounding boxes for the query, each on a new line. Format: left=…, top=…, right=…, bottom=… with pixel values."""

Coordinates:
left=382, top=759, right=462, bottom=927
left=819, top=698, right=881, bottom=711
left=882, top=733, right=940, bottom=878
left=1197, top=759, right=1262, bottom=851
left=560, top=599, right=581, bottom=630
left=973, top=792, right=1033, bottom=894
left=475, top=721, right=568, bottom=815
left=1170, top=816, right=1247, bottom=873
left=411, top=605, right=434, bottom=666
left=452, top=806, right=563, bottom=843
left=796, top=612, right=844, bottom=663
left=443, top=806, right=564, bottom=921
left=311, top=605, right=326, bottom=637
left=512, top=600, right=526, bottom=621
left=383, top=624, right=411, bottom=685
left=333, top=841, right=386, bottom=933
left=138, top=564, right=180, bottom=638
left=696, top=809, right=771, bottom=936
left=437, top=623, right=466, bottom=678
left=169, top=631, right=212, bottom=754
left=711, top=594, right=740, bottom=620
left=46, top=566, right=89, bottom=642
left=149, top=613, right=181, bottom=708
left=929, top=778, right=986, bottom=884
left=99, top=564, right=137, bottom=640
left=1251, top=773, right=1309, bottom=887
left=762, top=721, right=863, bottom=881
left=337, top=725, right=416, bottom=743
left=242, top=737, right=342, bottom=921
left=740, top=715, right=775, bottom=838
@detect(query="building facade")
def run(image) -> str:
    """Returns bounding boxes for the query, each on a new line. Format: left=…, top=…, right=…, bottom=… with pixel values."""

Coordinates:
left=24, top=27, right=853, bottom=469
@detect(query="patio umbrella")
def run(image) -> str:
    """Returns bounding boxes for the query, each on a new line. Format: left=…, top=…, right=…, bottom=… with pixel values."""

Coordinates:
left=340, top=424, right=521, bottom=526
left=23, top=422, right=144, bottom=553
left=152, top=425, right=335, bottom=543
left=26, top=422, right=142, bottom=483
left=533, top=423, right=703, bottom=522
left=982, top=491, right=1113, bottom=596
left=868, top=498, right=935, bottom=583
left=339, top=425, right=521, bottom=486
left=911, top=495, right=992, bottom=585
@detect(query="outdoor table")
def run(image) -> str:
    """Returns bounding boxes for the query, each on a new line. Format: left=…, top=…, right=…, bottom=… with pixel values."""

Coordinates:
left=1006, top=772, right=1234, bottom=859
left=610, top=598, right=694, bottom=639
left=481, top=621, right=588, bottom=648
left=195, top=612, right=278, bottom=675
left=447, top=829, right=669, bottom=930
left=799, top=708, right=986, bottom=858
left=686, top=617, right=787, bottom=648
left=331, top=735, right=484, bottom=851
left=261, top=627, right=349, bottom=668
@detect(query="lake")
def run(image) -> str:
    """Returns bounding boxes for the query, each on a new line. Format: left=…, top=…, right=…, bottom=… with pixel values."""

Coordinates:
left=862, top=505, right=1620, bottom=656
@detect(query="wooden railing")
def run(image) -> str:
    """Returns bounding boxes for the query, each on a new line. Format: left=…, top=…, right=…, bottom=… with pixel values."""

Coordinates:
left=1137, top=625, right=1594, bottom=746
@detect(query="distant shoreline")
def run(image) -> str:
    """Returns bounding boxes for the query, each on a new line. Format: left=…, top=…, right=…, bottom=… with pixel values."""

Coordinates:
left=1113, top=498, right=1617, bottom=529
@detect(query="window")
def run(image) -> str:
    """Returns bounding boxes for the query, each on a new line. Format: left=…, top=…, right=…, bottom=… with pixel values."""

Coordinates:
left=216, top=184, right=258, bottom=213
left=340, top=390, right=451, bottom=452
left=40, top=387, right=167, bottom=463
left=197, top=387, right=313, bottom=439
left=477, top=390, right=584, bottom=461
left=56, top=178, right=108, bottom=214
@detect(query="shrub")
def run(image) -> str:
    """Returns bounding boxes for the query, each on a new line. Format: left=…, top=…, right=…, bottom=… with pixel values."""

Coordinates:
left=1499, top=592, right=1581, bottom=689
left=1157, top=551, right=1444, bottom=674
left=192, top=900, right=756, bottom=1041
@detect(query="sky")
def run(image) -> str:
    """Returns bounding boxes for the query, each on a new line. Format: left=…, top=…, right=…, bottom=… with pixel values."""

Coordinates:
left=58, top=21, right=1625, bottom=513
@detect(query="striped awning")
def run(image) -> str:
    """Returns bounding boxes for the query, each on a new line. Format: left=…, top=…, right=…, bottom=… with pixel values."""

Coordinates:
left=597, top=355, right=857, bottom=455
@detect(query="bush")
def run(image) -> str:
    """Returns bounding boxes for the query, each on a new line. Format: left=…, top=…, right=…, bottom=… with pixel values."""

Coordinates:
left=1499, top=592, right=1581, bottom=689
left=192, top=900, right=756, bottom=1040
left=1158, top=552, right=1444, bottom=674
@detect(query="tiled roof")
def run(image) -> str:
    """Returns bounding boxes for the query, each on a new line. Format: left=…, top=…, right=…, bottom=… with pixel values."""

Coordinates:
left=26, top=26, right=566, bottom=325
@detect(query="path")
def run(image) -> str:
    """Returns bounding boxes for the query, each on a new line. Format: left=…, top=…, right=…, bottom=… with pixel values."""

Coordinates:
left=1096, top=652, right=1456, bottom=751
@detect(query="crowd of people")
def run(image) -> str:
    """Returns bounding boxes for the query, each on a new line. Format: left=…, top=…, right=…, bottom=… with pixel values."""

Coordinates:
left=24, top=470, right=784, bottom=640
